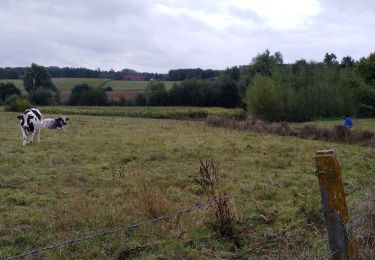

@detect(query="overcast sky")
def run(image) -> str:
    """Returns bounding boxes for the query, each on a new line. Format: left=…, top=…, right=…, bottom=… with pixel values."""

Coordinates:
left=0, top=0, right=374, bottom=73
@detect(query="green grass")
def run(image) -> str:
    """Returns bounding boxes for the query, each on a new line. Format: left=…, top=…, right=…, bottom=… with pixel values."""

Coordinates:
left=38, top=106, right=245, bottom=119
left=0, top=79, right=177, bottom=92
left=0, top=79, right=24, bottom=90
left=102, top=80, right=178, bottom=91
left=52, top=78, right=111, bottom=91
left=1, top=112, right=374, bottom=258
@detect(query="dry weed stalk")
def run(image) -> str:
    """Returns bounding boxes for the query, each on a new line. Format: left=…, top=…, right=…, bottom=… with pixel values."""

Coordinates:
left=195, top=159, right=240, bottom=247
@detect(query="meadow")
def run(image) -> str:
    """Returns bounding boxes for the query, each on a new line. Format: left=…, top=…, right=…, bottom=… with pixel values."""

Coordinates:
left=37, top=106, right=245, bottom=120
left=1, top=111, right=374, bottom=258
left=0, top=79, right=176, bottom=93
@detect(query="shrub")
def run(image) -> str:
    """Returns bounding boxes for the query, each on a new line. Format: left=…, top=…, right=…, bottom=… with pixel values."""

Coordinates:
left=145, top=81, right=167, bottom=105
left=0, top=82, right=21, bottom=102
left=206, top=116, right=375, bottom=146
left=135, top=94, right=147, bottom=106
left=5, top=95, right=31, bottom=112
left=29, top=88, right=55, bottom=105
left=69, top=84, right=108, bottom=106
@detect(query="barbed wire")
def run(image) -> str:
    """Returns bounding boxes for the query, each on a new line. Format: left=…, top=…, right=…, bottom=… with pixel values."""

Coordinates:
left=6, top=184, right=271, bottom=260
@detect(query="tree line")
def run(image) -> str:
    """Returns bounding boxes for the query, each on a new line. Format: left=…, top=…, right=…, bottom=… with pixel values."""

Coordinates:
left=243, top=50, right=375, bottom=121
left=0, top=66, right=219, bottom=81
left=1, top=50, right=375, bottom=122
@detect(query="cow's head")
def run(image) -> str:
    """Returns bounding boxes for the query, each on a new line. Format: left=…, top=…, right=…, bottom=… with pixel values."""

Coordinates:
left=17, top=112, right=35, bottom=131
left=56, top=116, right=69, bottom=126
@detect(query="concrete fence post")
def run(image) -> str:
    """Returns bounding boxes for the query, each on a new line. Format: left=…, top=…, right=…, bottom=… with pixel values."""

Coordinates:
left=315, top=149, right=355, bottom=259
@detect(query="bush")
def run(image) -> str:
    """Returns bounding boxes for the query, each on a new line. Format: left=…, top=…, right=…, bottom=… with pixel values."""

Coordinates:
left=145, top=81, right=167, bottom=105
left=5, top=95, right=31, bottom=112
left=135, top=93, right=147, bottom=106
left=29, top=88, right=55, bottom=105
left=0, top=82, right=21, bottom=102
left=69, top=84, right=108, bottom=106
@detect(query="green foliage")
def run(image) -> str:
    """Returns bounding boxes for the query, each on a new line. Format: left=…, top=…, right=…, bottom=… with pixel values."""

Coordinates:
left=5, top=95, right=31, bottom=112
left=357, top=52, right=375, bottom=86
left=145, top=81, right=167, bottom=105
left=69, top=84, right=108, bottom=106
left=340, top=56, right=355, bottom=68
left=167, top=78, right=241, bottom=108
left=29, top=88, right=55, bottom=106
left=249, top=49, right=283, bottom=77
left=23, top=63, right=56, bottom=93
left=244, top=51, right=360, bottom=122
left=218, top=77, right=241, bottom=108
left=0, top=82, right=21, bottom=102
left=135, top=93, right=147, bottom=106
left=246, top=75, right=294, bottom=121
left=167, top=68, right=219, bottom=80
left=323, top=52, right=338, bottom=65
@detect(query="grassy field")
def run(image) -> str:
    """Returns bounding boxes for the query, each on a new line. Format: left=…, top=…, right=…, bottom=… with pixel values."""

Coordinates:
left=0, top=79, right=177, bottom=92
left=1, top=112, right=374, bottom=258
left=37, top=106, right=245, bottom=119
left=0, top=79, right=24, bottom=90
left=101, top=80, right=178, bottom=91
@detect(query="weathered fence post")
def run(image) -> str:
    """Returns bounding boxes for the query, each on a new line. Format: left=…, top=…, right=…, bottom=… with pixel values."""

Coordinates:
left=315, top=149, right=355, bottom=259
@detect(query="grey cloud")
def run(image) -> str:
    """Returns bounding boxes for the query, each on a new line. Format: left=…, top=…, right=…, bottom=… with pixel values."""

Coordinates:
left=0, top=0, right=374, bottom=72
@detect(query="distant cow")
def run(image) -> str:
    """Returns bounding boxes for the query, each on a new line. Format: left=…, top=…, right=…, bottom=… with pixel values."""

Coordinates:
left=17, top=108, right=44, bottom=145
left=42, top=116, right=69, bottom=130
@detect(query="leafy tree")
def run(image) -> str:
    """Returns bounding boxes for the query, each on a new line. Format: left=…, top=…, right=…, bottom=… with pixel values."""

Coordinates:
left=223, top=67, right=240, bottom=81
left=219, top=77, right=241, bottom=108
left=250, top=50, right=283, bottom=77
left=356, top=52, right=375, bottom=85
left=168, top=80, right=209, bottom=106
left=69, top=84, right=107, bottom=106
left=0, top=68, right=21, bottom=79
left=145, top=81, right=167, bottom=105
left=340, top=56, right=355, bottom=68
left=245, top=75, right=281, bottom=121
left=23, top=63, right=56, bottom=93
left=0, top=82, right=21, bottom=102
left=29, top=88, right=55, bottom=105
left=202, top=81, right=221, bottom=106
left=168, top=83, right=185, bottom=105
left=323, top=53, right=338, bottom=65
left=135, top=93, right=147, bottom=106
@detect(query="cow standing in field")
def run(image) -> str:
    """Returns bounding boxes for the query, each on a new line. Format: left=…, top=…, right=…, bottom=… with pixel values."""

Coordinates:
left=17, top=108, right=43, bottom=145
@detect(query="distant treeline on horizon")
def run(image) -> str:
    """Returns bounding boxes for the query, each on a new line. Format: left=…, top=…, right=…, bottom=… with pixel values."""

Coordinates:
left=0, top=66, right=221, bottom=81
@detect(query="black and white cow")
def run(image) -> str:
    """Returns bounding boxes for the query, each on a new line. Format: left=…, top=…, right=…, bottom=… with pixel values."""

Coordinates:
left=17, top=108, right=44, bottom=145
left=41, top=116, right=69, bottom=130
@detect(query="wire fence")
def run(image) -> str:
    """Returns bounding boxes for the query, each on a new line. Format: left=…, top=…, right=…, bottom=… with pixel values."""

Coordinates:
left=6, top=184, right=272, bottom=260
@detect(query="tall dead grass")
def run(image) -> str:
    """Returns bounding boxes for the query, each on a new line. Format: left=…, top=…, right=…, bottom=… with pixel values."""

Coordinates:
left=206, top=116, right=375, bottom=146
left=353, top=186, right=375, bottom=258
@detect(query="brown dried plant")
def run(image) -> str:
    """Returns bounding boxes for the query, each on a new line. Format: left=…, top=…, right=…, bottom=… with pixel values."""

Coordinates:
left=195, top=159, right=240, bottom=247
